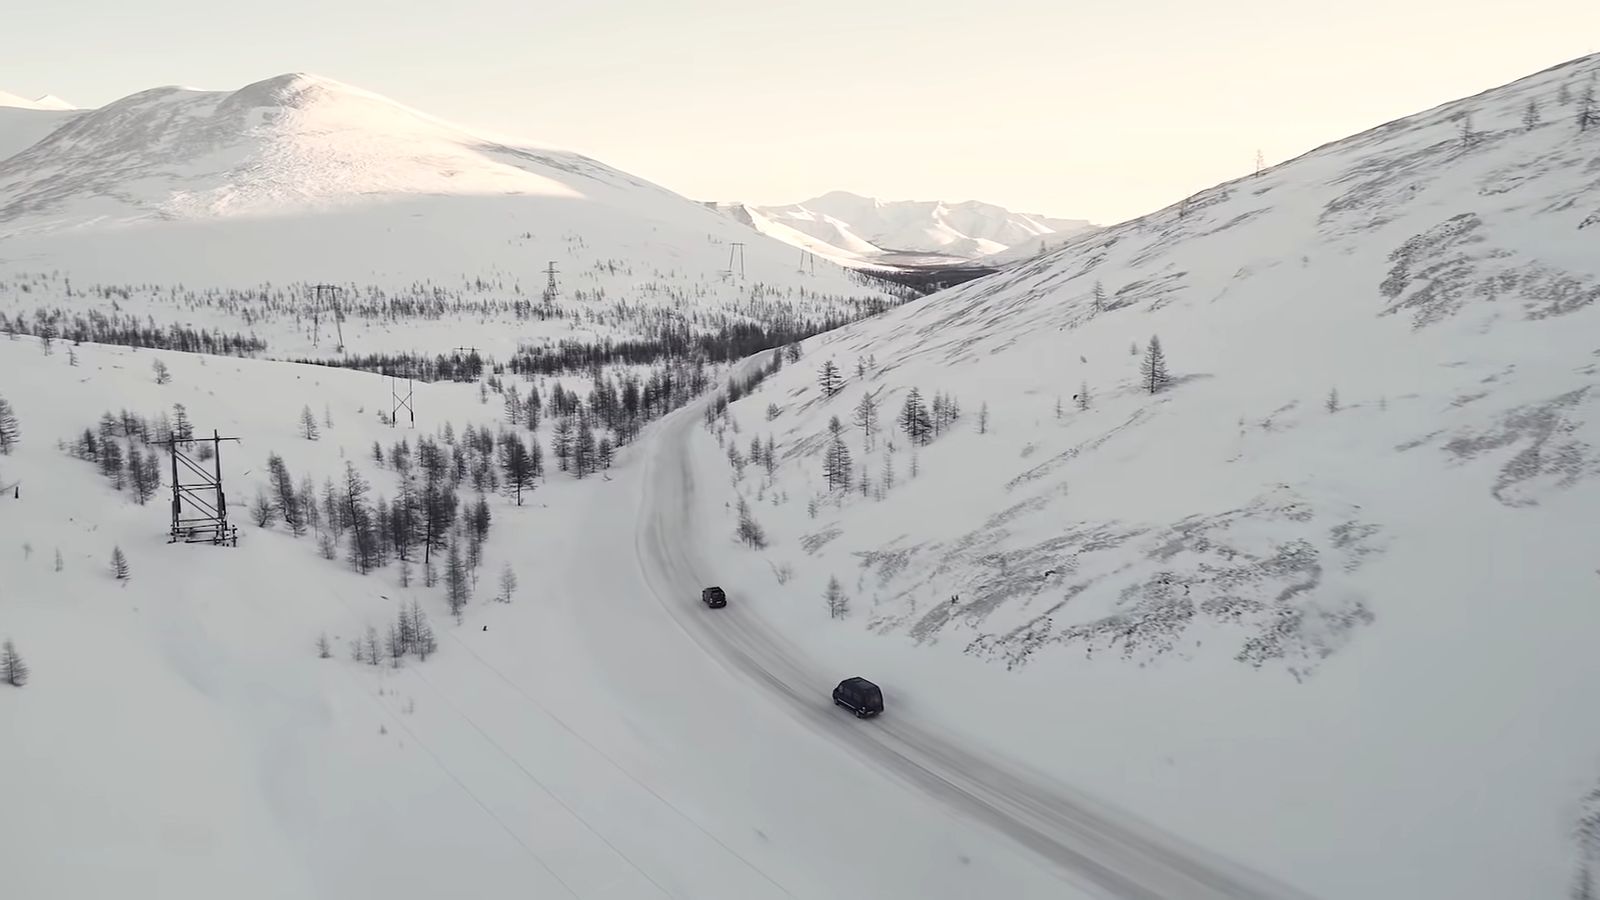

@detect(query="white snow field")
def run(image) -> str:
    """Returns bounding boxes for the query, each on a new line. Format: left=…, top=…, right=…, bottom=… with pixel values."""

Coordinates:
left=3, top=51, right=1600, bottom=900
left=0, top=73, right=896, bottom=358
left=692, top=53, right=1600, bottom=900
left=0, top=342, right=1107, bottom=900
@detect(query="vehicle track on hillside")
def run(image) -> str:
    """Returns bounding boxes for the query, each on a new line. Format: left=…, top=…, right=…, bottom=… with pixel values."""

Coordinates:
left=633, top=373, right=1313, bottom=900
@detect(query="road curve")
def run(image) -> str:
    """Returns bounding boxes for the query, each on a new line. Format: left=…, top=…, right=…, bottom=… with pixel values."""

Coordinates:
left=631, top=372, right=1316, bottom=900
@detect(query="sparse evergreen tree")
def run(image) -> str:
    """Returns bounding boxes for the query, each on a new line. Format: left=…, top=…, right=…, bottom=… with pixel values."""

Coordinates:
left=503, top=387, right=521, bottom=425
left=300, top=405, right=320, bottom=440
left=1558, top=81, right=1573, bottom=105
left=766, top=402, right=780, bottom=421
left=300, top=475, right=321, bottom=535
left=736, top=496, right=767, bottom=548
left=343, top=462, right=378, bottom=575
left=500, top=432, right=535, bottom=505
left=1523, top=98, right=1541, bottom=129
left=364, top=626, right=382, bottom=666
left=763, top=435, right=777, bottom=477
left=0, top=397, right=17, bottom=454
left=818, top=359, right=843, bottom=398
left=386, top=623, right=405, bottom=668
left=99, top=437, right=125, bottom=489
left=68, top=347, right=78, bottom=366
left=823, top=430, right=852, bottom=491
left=573, top=421, right=596, bottom=478
left=552, top=417, right=574, bottom=472
left=1, top=639, right=27, bottom=687
left=316, top=633, right=332, bottom=659
left=111, top=546, right=130, bottom=581
left=1581, top=84, right=1598, bottom=132
left=127, top=448, right=157, bottom=504
left=899, top=388, right=931, bottom=446
left=410, top=599, right=437, bottom=660
left=597, top=434, right=613, bottom=469
left=1130, top=340, right=1140, bottom=356
left=371, top=440, right=384, bottom=467
left=324, top=404, right=334, bottom=430
left=1077, top=381, right=1091, bottom=411
left=1092, top=280, right=1107, bottom=312
left=445, top=541, right=470, bottom=623
left=171, top=404, right=193, bottom=447
left=1326, top=388, right=1341, bottom=413
left=853, top=390, right=879, bottom=451
left=267, top=454, right=302, bottom=535
left=498, top=564, right=518, bottom=603
left=152, top=359, right=171, bottom=385
left=825, top=576, right=848, bottom=619
left=1140, top=335, right=1170, bottom=394
left=1054, top=396, right=1063, bottom=419
left=54, top=548, right=63, bottom=572
left=978, top=401, right=990, bottom=434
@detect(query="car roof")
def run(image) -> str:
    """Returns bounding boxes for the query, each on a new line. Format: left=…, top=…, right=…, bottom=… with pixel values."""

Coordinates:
left=842, top=676, right=877, bottom=689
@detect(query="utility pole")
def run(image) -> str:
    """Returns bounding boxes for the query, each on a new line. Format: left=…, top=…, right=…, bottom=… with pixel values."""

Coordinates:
left=727, top=242, right=745, bottom=279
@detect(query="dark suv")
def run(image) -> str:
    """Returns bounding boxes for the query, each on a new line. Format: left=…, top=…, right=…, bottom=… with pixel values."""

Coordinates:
left=701, top=586, right=727, bottom=608
left=832, top=677, right=883, bottom=718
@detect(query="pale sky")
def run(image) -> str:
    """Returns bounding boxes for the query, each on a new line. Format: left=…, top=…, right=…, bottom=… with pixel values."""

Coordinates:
left=5, top=1, right=1597, bottom=224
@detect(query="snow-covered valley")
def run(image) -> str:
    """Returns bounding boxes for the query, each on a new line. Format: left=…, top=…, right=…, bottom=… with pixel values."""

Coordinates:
left=4, top=50, right=1600, bottom=900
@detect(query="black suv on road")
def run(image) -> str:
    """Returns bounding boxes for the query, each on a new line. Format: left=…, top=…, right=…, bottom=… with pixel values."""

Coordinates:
left=832, top=677, right=884, bottom=718
left=701, top=586, right=727, bottom=608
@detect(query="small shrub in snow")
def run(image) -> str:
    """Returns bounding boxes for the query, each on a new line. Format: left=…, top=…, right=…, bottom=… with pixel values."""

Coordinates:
left=251, top=488, right=276, bottom=528
left=825, top=577, right=849, bottom=619
left=736, top=497, right=768, bottom=549
left=1, top=639, right=28, bottom=687
left=152, top=359, right=171, bottom=385
left=0, top=396, right=21, bottom=453
left=445, top=542, right=470, bottom=623
left=498, top=564, right=518, bottom=603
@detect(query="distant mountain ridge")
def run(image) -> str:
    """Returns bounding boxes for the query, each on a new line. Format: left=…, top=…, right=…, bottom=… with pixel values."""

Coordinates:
left=710, top=191, right=1096, bottom=267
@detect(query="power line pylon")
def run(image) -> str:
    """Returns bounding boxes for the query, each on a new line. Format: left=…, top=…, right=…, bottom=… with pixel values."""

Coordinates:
left=314, top=284, right=345, bottom=353
left=389, top=364, right=415, bottom=429
left=160, top=429, right=241, bottom=546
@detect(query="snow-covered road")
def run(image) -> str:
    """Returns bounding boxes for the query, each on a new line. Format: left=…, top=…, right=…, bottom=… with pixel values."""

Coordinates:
left=616, top=383, right=1310, bottom=900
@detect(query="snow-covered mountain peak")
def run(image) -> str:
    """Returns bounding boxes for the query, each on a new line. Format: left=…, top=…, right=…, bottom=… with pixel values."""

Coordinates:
left=727, top=191, right=1097, bottom=265
left=0, top=89, right=77, bottom=111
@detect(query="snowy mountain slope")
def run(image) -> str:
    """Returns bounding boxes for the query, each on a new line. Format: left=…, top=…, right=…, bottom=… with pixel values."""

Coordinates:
left=0, top=337, right=1120, bottom=900
left=707, top=201, right=890, bottom=268
left=0, top=74, right=894, bottom=355
left=0, top=105, right=82, bottom=162
left=692, top=52, right=1600, bottom=899
left=718, top=191, right=1097, bottom=264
